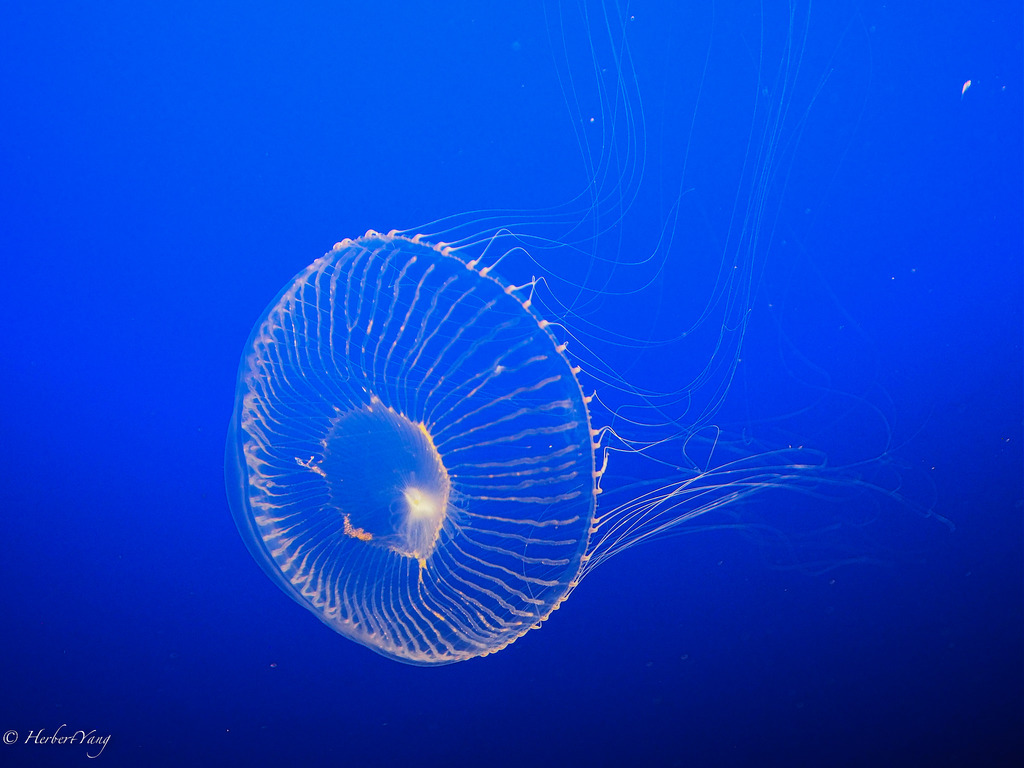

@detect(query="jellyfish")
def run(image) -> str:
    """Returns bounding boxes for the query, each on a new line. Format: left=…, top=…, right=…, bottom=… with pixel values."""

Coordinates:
left=226, top=2, right=897, bottom=664
left=228, top=229, right=838, bottom=664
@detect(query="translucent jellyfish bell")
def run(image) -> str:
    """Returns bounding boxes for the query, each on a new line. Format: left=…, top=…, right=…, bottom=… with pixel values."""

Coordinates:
left=226, top=232, right=600, bottom=665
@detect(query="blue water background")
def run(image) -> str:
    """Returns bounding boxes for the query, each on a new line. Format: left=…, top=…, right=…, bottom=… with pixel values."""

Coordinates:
left=1, top=1, right=1020, bottom=766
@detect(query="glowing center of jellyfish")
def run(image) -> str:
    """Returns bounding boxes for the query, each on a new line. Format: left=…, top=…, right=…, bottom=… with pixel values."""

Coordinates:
left=403, top=487, right=439, bottom=519
left=321, top=396, right=450, bottom=561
